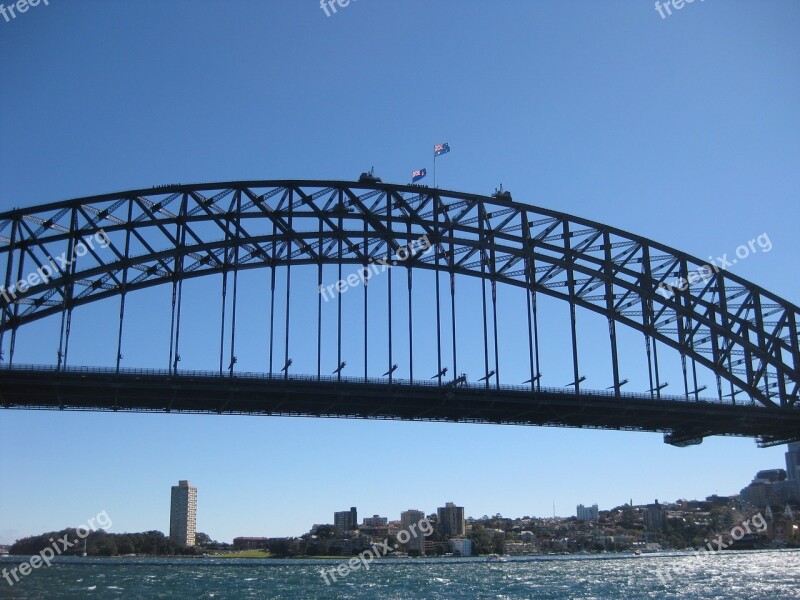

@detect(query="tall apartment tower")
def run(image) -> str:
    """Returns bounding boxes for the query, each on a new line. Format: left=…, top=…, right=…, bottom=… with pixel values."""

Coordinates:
left=786, top=443, right=800, bottom=480
left=577, top=504, right=599, bottom=521
left=437, top=502, right=466, bottom=538
left=400, top=509, right=426, bottom=556
left=170, top=480, right=197, bottom=547
left=333, top=507, right=358, bottom=534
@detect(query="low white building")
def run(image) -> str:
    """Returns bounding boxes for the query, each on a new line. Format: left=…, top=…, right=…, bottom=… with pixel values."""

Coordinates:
left=449, top=537, right=472, bottom=556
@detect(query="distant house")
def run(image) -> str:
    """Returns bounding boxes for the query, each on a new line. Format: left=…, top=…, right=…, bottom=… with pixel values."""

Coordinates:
left=233, top=537, right=269, bottom=550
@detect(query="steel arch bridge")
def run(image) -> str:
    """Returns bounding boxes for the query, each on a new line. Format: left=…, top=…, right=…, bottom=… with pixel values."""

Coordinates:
left=0, top=179, right=798, bottom=447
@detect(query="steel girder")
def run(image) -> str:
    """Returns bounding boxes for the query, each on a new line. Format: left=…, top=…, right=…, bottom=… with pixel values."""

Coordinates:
left=2, top=367, right=799, bottom=445
left=0, top=180, right=797, bottom=410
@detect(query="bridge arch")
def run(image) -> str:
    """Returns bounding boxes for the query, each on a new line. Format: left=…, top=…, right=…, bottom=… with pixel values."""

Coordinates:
left=0, top=180, right=798, bottom=415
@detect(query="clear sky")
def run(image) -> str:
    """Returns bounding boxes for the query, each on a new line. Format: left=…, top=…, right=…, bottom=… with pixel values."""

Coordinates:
left=1, top=0, right=799, bottom=544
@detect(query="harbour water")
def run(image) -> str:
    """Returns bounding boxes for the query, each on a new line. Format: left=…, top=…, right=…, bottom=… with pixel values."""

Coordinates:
left=1, top=550, right=799, bottom=599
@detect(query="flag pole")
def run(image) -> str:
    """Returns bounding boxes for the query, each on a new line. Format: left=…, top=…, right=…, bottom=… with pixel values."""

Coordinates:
left=433, top=152, right=437, bottom=188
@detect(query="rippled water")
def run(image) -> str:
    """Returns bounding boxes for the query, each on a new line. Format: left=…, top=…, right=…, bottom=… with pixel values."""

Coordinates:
left=1, top=550, right=799, bottom=599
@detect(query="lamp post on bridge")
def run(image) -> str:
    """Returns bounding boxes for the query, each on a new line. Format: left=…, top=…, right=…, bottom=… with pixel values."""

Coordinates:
left=281, top=358, right=292, bottom=380
left=228, top=356, right=237, bottom=378
left=606, top=378, right=629, bottom=396
left=478, top=369, right=496, bottom=389
left=648, top=381, right=669, bottom=399
left=333, top=361, right=346, bottom=381
left=566, top=375, right=586, bottom=390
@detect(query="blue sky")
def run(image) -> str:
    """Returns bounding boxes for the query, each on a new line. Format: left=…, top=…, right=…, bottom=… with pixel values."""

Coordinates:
left=1, top=0, right=799, bottom=544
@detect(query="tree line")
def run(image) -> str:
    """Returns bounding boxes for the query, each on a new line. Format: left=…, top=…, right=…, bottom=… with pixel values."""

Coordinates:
left=9, top=529, right=209, bottom=557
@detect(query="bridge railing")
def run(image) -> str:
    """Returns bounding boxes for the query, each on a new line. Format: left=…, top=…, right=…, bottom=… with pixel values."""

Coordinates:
left=0, top=362, right=759, bottom=408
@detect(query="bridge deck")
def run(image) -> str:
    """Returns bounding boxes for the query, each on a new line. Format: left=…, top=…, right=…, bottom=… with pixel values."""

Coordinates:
left=1, top=366, right=798, bottom=447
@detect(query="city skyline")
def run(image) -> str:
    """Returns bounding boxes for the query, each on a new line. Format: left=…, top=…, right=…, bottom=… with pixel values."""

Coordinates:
left=0, top=424, right=796, bottom=545
left=185, top=441, right=800, bottom=541
left=2, top=442, right=797, bottom=546
left=194, top=440, right=800, bottom=543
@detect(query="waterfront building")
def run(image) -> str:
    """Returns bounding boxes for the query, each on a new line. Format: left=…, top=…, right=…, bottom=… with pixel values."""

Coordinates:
left=169, top=480, right=197, bottom=547
left=400, top=509, right=426, bottom=556
left=233, top=537, right=268, bottom=550
left=449, top=537, right=472, bottom=556
left=437, top=502, right=465, bottom=538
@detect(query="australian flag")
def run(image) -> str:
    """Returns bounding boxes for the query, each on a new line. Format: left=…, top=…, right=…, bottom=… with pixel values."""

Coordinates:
left=434, top=143, right=450, bottom=157
left=411, top=168, right=427, bottom=182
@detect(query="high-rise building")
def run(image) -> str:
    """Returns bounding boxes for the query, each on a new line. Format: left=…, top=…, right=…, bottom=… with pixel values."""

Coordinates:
left=786, top=443, right=800, bottom=480
left=741, top=468, right=798, bottom=506
left=334, top=507, right=358, bottom=534
left=400, top=509, right=426, bottom=556
left=169, top=480, right=197, bottom=547
left=577, top=504, right=599, bottom=521
left=437, top=502, right=465, bottom=538
left=643, top=500, right=666, bottom=531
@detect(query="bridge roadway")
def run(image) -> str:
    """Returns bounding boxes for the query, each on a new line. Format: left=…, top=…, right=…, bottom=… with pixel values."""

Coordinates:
left=1, top=365, right=798, bottom=447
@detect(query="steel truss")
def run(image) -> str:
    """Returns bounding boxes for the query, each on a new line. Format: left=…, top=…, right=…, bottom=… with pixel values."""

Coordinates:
left=0, top=180, right=797, bottom=421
